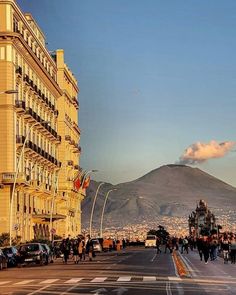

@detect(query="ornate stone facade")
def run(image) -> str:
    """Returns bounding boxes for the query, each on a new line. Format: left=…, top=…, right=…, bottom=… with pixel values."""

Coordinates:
left=188, top=200, right=216, bottom=237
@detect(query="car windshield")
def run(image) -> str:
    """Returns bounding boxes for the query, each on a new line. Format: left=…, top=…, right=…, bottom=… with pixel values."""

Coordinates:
left=146, top=236, right=156, bottom=240
left=19, top=244, right=40, bottom=252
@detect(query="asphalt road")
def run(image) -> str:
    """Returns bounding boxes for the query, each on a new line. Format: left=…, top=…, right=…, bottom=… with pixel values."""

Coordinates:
left=0, top=246, right=235, bottom=295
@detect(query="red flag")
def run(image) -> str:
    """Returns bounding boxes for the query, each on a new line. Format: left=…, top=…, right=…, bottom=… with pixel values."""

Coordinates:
left=82, top=176, right=90, bottom=189
left=74, top=175, right=81, bottom=190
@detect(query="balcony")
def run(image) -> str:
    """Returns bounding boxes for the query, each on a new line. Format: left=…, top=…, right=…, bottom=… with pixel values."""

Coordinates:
left=16, top=135, right=26, bottom=146
left=55, top=135, right=61, bottom=143
left=15, top=100, right=26, bottom=114
left=65, top=135, right=71, bottom=142
left=23, top=74, right=30, bottom=84
left=67, top=160, right=73, bottom=166
left=15, top=66, right=22, bottom=76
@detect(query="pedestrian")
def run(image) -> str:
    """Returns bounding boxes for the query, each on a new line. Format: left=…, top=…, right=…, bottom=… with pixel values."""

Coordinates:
left=202, top=236, right=210, bottom=264
left=156, top=237, right=161, bottom=254
left=78, top=237, right=85, bottom=261
left=72, top=239, right=79, bottom=264
left=221, top=235, right=230, bottom=264
left=230, top=236, right=236, bottom=264
left=209, top=235, right=218, bottom=261
left=182, top=237, right=189, bottom=254
left=196, top=236, right=204, bottom=261
left=85, top=235, right=94, bottom=261
left=60, top=239, right=70, bottom=264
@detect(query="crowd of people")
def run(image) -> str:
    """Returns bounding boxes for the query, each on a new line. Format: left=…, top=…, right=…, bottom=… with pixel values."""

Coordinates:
left=52, top=235, right=127, bottom=264
left=53, top=235, right=95, bottom=263
left=157, top=233, right=236, bottom=265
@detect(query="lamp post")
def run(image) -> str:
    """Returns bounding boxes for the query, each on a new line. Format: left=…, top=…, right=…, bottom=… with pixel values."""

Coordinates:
left=89, top=182, right=105, bottom=237
left=0, top=90, right=18, bottom=95
left=49, top=171, right=59, bottom=242
left=81, top=170, right=98, bottom=190
left=9, top=120, right=50, bottom=246
left=100, top=189, right=117, bottom=238
left=75, top=169, right=97, bottom=232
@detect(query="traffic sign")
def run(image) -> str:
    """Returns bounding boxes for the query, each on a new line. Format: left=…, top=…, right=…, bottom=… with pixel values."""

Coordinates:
left=51, top=228, right=56, bottom=234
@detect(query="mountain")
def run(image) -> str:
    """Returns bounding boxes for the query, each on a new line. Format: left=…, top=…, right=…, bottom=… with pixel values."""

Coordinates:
left=81, top=164, right=236, bottom=228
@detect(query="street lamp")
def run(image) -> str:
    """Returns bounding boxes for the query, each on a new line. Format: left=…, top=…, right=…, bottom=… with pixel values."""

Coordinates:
left=9, top=120, right=50, bottom=246
left=74, top=169, right=98, bottom=232
left=100, top=189, right=117, bottom=238
left=89, top=182, right=105, bottom=237
left=81, top=170, right=98, bottom=190
left=0, top=90, right=18, bottom=95
left=49, top=171, right=59, bottom=242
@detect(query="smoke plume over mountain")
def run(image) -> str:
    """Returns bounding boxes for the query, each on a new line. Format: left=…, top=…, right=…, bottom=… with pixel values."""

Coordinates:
left=178, top=140, right=235, bottom=164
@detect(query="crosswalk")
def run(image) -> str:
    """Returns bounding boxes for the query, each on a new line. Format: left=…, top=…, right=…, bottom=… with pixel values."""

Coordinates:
left=0, top=276, right=181, bottom=286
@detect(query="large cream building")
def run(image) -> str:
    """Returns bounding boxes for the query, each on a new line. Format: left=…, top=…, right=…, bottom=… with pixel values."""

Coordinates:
left=0, top=0, right=84, bottom=242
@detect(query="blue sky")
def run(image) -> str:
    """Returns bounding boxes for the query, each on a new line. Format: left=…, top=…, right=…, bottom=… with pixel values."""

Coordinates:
left=17, top=0, right=236, bottom=186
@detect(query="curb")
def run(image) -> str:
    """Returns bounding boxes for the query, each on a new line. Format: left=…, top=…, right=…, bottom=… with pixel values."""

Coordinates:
left=172, top=250, right=191, bottom=278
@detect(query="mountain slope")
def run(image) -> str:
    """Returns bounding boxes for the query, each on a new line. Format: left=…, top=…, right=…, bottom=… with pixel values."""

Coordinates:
left=81, top=165, right=236, bottom=227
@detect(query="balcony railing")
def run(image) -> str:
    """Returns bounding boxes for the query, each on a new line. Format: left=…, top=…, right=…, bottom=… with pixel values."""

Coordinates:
left=16, top=135, right=26, bottom=144
left=65, top=135, right=71, bottom=142
left=15, top=100, right=26, bottom=111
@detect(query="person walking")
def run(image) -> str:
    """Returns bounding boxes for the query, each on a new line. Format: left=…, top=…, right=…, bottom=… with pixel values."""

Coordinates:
left=202, top=236, right=210, bottom=264
left=72, top=239, right=79, bottom=264
left=230, top=236, right=236, bottom=264
left=156, top=237, right=162, bottom=254
left=196, top=236, right=204, bottom=261
left=85, top=235, right=94, bottom=261
left=209, top=235, right=218, bottom=261
left=60, top=238, right=71, bottom=264
left=221, top=235, right=230, bottom=264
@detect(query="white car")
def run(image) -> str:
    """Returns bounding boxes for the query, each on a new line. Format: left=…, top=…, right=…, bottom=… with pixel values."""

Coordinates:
left=91, top=239, right=102, bottom=252
left=145, top=235, right=157, bottom=248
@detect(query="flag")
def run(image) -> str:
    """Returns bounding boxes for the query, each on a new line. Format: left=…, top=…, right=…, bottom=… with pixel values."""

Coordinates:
left=82, top=175, right=90, bottom=189
left=74, top=174, right=81, bottom=191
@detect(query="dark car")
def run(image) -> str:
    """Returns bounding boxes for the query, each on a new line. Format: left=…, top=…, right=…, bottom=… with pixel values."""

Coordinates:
left=1, top=246, right=18, bottom=267
left=17, top=243, right=47, bottom=266
left=41, top=244, right=53, bottom=264
left=0, top=249, right=8, bottom=270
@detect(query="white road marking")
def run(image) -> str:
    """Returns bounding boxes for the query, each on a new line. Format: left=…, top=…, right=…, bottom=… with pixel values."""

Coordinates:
left=151, top=253, right=157, bottom=262
left=14, top=280, right=35, bottom=285
left=0, top=281, right=11, bottom=285
left=143, top=276, right=156, bottom=281
left=168, top=277, right=182, bottom=281
left=166, top=281, right=172, bottom=295
left=117, top=276, right=131, bottom=282
left=65, top=278, right=83, bottom=284
left=27, top=285, right=49, bottom=295
left=40, top=279, right=59, bottom=284
left=179, top=252, right=196, bottom=277
left=91, top=277, right=107, bottom=283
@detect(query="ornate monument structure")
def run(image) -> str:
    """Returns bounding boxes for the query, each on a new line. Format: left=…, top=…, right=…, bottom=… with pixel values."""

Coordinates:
left=188, top=200, right=216, bottom=237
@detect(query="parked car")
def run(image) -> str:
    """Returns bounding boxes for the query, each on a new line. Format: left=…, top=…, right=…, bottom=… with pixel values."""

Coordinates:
left=41, top=244, right=53, bottom=264
left=17, top=243, right=47, bottom=266
left=91, top=239, right=102, bottom=252
left=1, top=246, right=18, bottom=267
left=0, top=249, right=8, bottom=270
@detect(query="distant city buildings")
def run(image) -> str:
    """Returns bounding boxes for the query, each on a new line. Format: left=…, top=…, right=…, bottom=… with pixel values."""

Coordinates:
left=0, top=0, right=83, bottom=242
left=188, top=200, right=216, bottom=237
